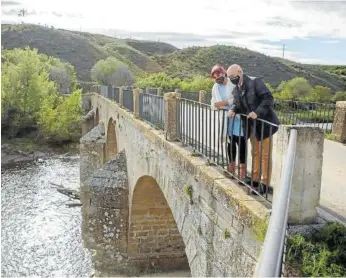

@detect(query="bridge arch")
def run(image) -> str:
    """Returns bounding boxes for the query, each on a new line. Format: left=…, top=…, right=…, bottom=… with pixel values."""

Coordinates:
left=128, top=175, right=190, bottom=273
left=95, top=108, right=99, bottom=126
left=105, top=117, right=118, bottom=162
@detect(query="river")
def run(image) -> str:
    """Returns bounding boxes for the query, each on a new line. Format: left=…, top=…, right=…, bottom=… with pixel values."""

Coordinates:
left=1, top=154, right=190, bottom=277
left=1, top=154, right=94, bottom=277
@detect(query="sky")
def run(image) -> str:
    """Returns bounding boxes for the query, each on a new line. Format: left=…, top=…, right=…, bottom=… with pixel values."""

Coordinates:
left=1, top=0, right=346, bottom=65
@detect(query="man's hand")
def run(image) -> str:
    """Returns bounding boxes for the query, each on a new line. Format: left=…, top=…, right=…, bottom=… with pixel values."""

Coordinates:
left=247, top=111, right=258, bottom=119
left=215, top=100, right=228, bottom=109
left=228, top=110, right=235, bottom=118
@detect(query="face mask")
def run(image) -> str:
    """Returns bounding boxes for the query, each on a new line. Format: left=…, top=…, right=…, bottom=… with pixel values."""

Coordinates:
left=215, top=76, right=225, bottom=84
left=230, top=76, right=240, bottom=85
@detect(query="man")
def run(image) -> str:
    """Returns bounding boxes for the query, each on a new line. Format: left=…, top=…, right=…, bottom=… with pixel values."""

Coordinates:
left=227, top=64, right=280, bottom=194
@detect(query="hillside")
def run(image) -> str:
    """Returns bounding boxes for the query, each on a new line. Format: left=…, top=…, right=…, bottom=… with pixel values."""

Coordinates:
left=1, top=24, right=174, bottom=81
left=1, top=24, right=345, bottom=91
left=154, top=46, right=345, bottom=91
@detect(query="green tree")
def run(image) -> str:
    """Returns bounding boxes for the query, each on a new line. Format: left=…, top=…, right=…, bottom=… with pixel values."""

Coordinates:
left=180, top=75, right=214, bottom=91
left=279, top=77, right=312, bottom=100
left=45, top=57, right=77, bottom=93
left=37, top=90, right=82, bottom=141
left=332, top=91, right=346, bottom=102
left=307, top=85, right=332, bottom=103
left=1, top=47, right=82, bottom=141
left=91, top=57, right=135, bottom=86
left=1, top=47, right=57, bottom=131
left=135, top=72, right=181, bottom=90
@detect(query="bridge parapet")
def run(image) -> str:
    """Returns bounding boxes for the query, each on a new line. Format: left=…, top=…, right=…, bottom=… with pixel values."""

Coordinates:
left=79, top=92, right=325, bottom=276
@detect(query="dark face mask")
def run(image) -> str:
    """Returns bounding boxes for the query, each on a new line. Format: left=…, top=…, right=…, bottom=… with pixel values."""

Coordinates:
left=230, top=76, right=240, bottom=85
left=215, top=76, right=225, bottom=84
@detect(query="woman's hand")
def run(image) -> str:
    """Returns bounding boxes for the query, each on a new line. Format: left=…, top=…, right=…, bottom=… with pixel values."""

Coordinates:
left=215, top=100, right=228, bottom=109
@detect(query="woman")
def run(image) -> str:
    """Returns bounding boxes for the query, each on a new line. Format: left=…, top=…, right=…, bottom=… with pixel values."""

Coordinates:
left=210, top=64, right=246, bottom=180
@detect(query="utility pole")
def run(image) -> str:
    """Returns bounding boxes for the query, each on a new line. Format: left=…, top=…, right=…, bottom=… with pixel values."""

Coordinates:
left=282, top=44, right=285, bottom=59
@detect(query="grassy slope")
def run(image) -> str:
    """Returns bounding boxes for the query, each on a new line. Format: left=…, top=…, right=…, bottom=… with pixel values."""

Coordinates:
left=154, top=45, right=345, bottom=91
left=1, top=24, right=345, bottom=91
left=1, top=24, right=172, bottom=81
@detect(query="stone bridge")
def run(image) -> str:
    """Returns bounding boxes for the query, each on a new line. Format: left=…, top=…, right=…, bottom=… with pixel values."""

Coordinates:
left=79, top=92, right=337, bottom=276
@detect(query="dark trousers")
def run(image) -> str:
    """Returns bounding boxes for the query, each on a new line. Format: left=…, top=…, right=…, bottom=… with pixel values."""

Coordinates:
left=228, top=135, right=246, bottom=164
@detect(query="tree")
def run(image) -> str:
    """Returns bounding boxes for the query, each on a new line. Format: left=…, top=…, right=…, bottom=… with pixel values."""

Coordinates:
left=45, top=57, right=77, bottom=93
left=332, top=91, right=346, bottom=102
left=135, top=72, right=181, bottom=90
left=1, top=47, right=82, bottom=140
left=308, top=85, right=332, bottom=103
left=180, top=75, right=214, bottom=91
left=37, top=89, right=82, bottom=141
left=91, top=57, right=135, bottom=86
left=279, top=77, right=312, bottom=101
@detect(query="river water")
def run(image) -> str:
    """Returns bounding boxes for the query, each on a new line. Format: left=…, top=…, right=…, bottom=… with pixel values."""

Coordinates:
left=1, top=155, right=190, bottom=277
left=1, top=154, right=94, bottom=277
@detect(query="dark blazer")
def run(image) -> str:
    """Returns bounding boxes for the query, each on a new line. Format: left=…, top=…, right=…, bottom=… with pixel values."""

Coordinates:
left=230, top=75, right=280, bottom=140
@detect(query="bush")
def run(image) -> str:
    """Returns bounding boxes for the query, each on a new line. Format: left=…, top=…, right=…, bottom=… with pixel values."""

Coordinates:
left=1, top=47, right=82, bottom=141
left=279, top=77, right=312, bottom=101
left=180, top=75, right=214, bottom=91
left=135, top=72, right=181, bottom=90
left=286, top=222, right=346, bottom=277
left=37, top=89, right=82, bottom=141
left=333, top=91, right=346, bottom=102
left=91, top=57, right=135, bottom=86
left=307, top=85, right=332, bottom=103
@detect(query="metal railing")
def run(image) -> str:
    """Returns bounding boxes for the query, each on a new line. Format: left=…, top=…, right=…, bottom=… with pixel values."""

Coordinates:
left=255, top=128, right=297, bottom=277
left=139, top=93, right=165, bottom=130
left=177, top=98, right=279, bottom=202
left=123, top=88, right=134, bottom=112
left=274, top=99, right=335, bottom=133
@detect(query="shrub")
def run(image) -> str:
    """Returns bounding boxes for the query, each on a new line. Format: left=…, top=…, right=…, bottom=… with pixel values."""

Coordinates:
left=91, top=57, right=135, bottom=86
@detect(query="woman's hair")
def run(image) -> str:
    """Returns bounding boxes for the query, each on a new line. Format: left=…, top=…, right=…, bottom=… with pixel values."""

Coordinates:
left=210, top=64, right=226, bottom=78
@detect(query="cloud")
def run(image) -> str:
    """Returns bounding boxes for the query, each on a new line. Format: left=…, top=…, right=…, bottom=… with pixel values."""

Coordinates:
left=1, top=0, right=346, bottom=64
left=322, top=40, right=340, bottom=44
left=1, top=1, right=21, bottom=6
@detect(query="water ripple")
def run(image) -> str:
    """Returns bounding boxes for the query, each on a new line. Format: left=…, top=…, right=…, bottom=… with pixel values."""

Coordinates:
left=1, top=155, right=93, bottom=277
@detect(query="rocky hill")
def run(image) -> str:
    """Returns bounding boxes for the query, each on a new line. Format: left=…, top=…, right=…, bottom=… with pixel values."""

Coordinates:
left=2, top=24, right=345, bottom=91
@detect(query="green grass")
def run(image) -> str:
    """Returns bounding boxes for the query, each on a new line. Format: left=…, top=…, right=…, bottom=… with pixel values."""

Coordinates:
left=286, top=222, right=346, bottom=277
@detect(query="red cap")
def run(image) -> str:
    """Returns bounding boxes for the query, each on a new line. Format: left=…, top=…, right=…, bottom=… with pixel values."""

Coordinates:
left=210, top=64, right=226, bottom=78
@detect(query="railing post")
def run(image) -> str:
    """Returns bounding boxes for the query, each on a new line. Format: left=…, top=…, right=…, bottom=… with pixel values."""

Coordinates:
left=332, top=101, right=346, bottom=143
left=164, top=92, right=180, bottom=141
left=199, top=90, right=206, bottom=104
left=157, top=87, right=163, bottom=97
left=145, top=87, right=150, bottom=94
left=273, top=125, right=324, bottom=224
left=133, top=88, right=141, bottom=118
left=119, top=87, right=124, bottom=107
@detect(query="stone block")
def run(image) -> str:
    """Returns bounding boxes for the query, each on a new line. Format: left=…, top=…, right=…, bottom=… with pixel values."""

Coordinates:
left=273, top=125, right=324, bottom=224
left=80, top=123, right=106, bottom=183
left=332, top=101, right=346, bottom=143
left=86, top=206, right=128, bottom=252
left=164, top=92, right=180, bottom=141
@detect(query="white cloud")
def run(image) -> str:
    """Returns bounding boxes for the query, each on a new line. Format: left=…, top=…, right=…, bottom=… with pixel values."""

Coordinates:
left=322, top=40, right=340, bottom=44
left=1, top=0, right=346, bottom=63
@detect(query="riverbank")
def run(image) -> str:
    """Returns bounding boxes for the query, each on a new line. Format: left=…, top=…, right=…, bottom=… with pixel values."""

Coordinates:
left=1, top=137, right=80, bottom=168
